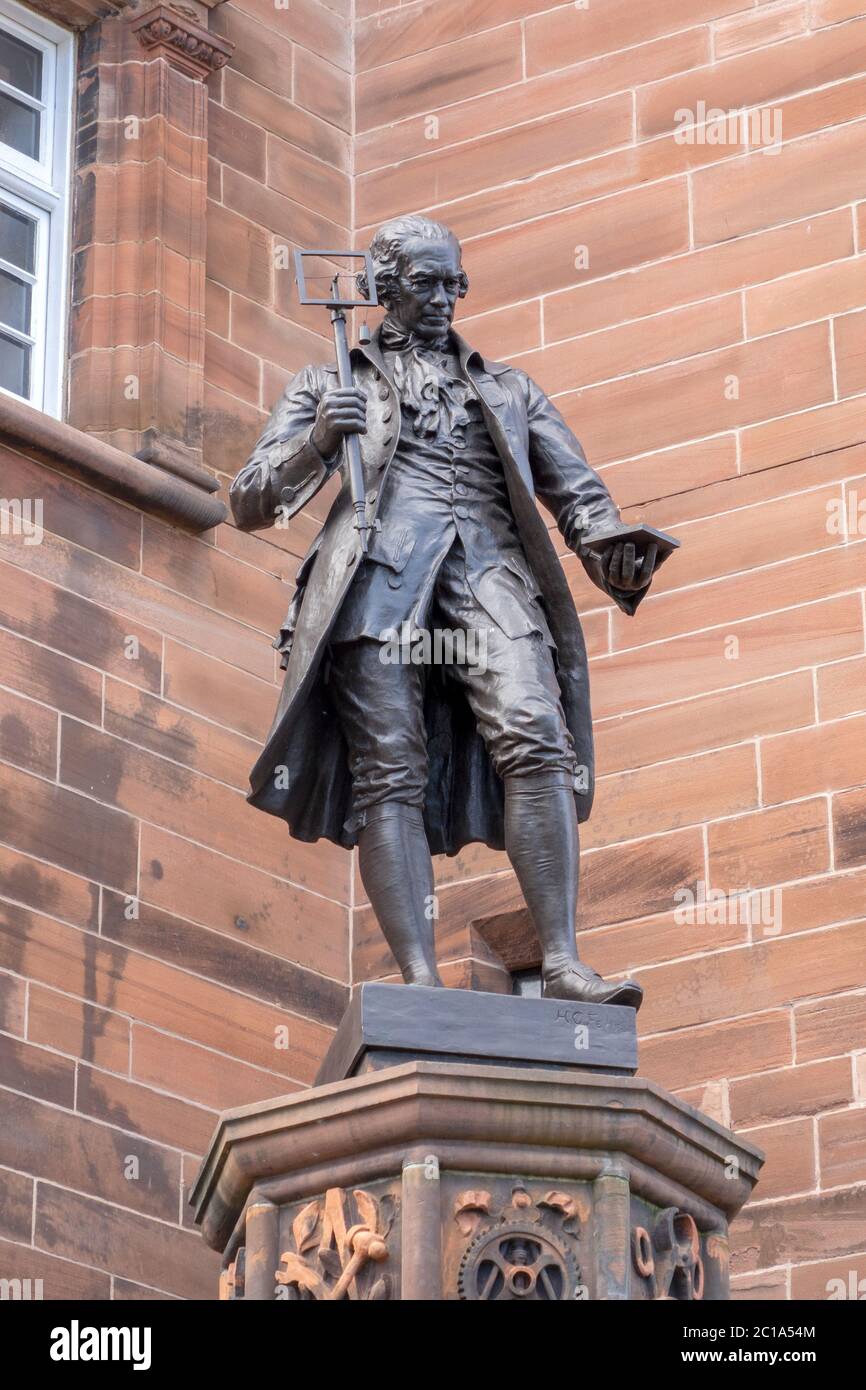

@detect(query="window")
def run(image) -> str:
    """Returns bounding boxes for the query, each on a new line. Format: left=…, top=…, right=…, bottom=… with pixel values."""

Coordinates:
left=0, top=0, right=72, bottom=415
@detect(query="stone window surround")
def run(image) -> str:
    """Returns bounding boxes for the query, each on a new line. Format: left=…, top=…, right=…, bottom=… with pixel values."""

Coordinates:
left=7, top=0, right=232, bottom=532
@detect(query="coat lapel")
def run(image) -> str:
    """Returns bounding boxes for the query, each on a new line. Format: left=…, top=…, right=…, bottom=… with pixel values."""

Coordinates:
left=353, top=330, right=394, bottom=388
left=452, top=331, right=535, bottom=494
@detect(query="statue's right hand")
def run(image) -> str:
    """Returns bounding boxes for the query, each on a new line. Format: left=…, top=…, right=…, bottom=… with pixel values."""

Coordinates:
left=311, top=387, right=367, bottom=457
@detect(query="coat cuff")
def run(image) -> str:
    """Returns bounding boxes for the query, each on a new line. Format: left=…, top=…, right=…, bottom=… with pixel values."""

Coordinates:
left=266, top=429, right=336, bottom=517
left=268, top=428, right=335, bottom=477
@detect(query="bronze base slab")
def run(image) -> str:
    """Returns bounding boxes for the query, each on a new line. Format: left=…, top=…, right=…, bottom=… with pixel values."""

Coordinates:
left=315, top=981, right=639, bottom=1084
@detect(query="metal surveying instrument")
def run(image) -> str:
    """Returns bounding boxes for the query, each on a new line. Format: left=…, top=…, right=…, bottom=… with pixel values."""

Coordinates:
left=294, top=249, right=379, bottom=554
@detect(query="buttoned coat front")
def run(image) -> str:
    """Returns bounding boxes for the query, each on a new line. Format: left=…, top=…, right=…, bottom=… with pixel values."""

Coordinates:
left=229, top=326, right=649, bottom=854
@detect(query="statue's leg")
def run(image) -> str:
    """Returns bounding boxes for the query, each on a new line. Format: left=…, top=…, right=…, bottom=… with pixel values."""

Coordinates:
left=358, top=802, right=442, bottom=988
left=503, top=767, right=580, bottom=973
left=328, top=638, right=442, bottom=988
left=435, top=551, right=643, bottom=1008
left=503, top=770, right=642, bottom=1009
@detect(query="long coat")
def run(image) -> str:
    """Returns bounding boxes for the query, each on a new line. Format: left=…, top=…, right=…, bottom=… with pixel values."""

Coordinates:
left=229, top=327, right=649, bottom=854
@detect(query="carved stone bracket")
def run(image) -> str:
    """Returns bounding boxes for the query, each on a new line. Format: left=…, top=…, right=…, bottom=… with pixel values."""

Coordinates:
left=131, top=5, right=233, bottom=79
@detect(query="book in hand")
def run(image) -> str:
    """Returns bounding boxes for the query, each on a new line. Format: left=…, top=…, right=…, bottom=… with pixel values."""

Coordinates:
left=579, top=521, right=681, bottom=570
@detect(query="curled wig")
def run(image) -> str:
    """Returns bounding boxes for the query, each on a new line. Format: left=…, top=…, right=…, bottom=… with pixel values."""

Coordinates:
left=357, top=215, right=469, bottom=306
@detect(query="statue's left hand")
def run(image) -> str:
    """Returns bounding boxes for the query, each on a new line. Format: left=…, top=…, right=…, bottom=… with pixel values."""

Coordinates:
left=603, top=540, right=658, bottom=592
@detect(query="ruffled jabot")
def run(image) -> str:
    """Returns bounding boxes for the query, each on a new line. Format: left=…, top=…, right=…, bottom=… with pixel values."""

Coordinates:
left=379, top=318, right=471, bottom=442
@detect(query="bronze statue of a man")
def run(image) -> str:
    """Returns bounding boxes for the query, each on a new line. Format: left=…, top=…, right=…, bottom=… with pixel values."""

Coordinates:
left=230, top=215, right=662, bottom=1007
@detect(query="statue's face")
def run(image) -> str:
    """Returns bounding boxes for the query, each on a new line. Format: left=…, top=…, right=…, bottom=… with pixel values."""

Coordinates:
left=388, top=237, right=463, bottom=341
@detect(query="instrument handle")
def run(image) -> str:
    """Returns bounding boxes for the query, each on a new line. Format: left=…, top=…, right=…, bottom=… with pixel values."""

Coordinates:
left=331, top=307, right=369, bottom=554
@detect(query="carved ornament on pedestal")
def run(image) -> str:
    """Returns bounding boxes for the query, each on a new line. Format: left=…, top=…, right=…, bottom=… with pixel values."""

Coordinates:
left=275, top=1187, right=394, bottom=1302
left=454, top=1185, right=584, bottom=1301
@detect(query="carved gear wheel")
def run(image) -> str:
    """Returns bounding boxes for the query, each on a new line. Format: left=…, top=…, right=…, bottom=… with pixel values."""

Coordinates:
left=458, top=1219, right=579, bottom=1301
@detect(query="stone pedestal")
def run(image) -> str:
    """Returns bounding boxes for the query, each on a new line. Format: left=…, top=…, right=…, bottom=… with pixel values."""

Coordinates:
left=191, top=986, right=763, bottom=1301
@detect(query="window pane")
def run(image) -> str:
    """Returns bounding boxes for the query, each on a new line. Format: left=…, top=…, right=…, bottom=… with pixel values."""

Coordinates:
left=0, top=87, right=40, bottom=159
left=0, top=328, right=30, bottom=397
left=0, top=266, right=30, bottom=333
left=0, top=29, right=43, bottom=98
left=0, top=201, right=36, bottom=272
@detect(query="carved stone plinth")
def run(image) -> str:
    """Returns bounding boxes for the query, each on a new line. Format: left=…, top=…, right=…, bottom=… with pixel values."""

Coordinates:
left=192, top=990, right=763, bottom=1301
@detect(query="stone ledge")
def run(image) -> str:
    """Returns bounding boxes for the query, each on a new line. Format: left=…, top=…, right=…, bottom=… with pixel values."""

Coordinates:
left=0, top=393, right=226, bottom=533
left=191, top=1060, right=765, bottom=1252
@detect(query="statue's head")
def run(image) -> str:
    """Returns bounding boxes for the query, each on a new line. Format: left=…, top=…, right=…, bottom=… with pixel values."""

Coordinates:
left=360, top=214, right=468, bottom=343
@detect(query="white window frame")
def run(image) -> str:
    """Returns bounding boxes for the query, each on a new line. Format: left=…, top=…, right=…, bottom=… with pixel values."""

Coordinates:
left=0, top=0, right=73, bottom=417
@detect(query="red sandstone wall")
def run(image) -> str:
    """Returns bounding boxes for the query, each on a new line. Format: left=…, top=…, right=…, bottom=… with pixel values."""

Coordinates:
left=0, top=0, right=352, bottom=1300
left=205, top=0, right=351, bottom=469
left=350, top=0, right=866, bottom=1300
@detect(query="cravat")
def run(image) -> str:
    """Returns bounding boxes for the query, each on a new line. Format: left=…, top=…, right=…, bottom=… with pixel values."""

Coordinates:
left=379, top=319, right=468, bottom=439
